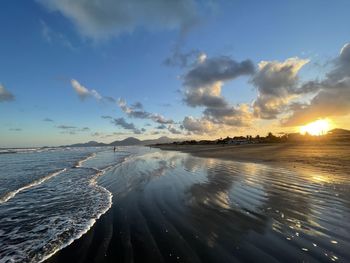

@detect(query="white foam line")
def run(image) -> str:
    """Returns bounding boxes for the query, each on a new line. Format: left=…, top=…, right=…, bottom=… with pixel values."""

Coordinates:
left=0, top=168, right=67, bottom=204
left=34, top=151, right=135, bottom=262
left=0, top=152, right=98, bottom=205
left=38, top=167, right=113, bottom=263
left=75, top=153, right=97, bottom=168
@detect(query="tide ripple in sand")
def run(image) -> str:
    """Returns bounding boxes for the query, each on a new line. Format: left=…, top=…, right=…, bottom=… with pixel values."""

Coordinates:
left=84, top=150, right=350, bottom=263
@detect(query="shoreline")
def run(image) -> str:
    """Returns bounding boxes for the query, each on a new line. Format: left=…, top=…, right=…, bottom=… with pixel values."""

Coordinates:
left=152, top=141, right=350, bottom=176
left=45, top=145, right=350, bottom=262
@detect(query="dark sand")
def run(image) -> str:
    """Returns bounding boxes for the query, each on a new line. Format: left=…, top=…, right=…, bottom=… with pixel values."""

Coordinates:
left=46, top=145, right=350, bottom=263
left=154, top=141, right=350, bottom=176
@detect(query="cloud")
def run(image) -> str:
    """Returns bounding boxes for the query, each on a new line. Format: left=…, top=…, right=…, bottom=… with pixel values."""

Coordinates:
left=164, top=49, right=203, bottom=68
left=131, top=101, right=143, bottom=109
left=37, top=0, right=199, bottom=41
left=182, top=116, right=214, bottom=135
left=56, top=125, right=77, bottom=129
left=184, top=81, right=227, bottom=108
left=9, top=128, right=22, bottom=132
left=101, top=115, right=112, bottom=119
left=111, top=117, right=143, bottom=134
left=60, top=131, right=77, bottom=135
left=180, top=55, right=255, bottom=132
left=103, top=96, right=116, bottom=103
left=90, top=89, right=102, bottom=100
left=40, top=20, right=53, bottom=43
left=168, top=125, right=182, bottom=134
left=184, top=56, right=255, bottom=90
left=327, top=42, right=350, bottom=81
left=182, top=55, right=254, bottom=109
left=40, top=20, right=75, bottom=50
left=283, top=43, right=350, bottom=126
left=0, top=84, right=15, bottom=102
left=56, top=125, right=91, bottom=136
left=43, top=118, right=54, bottom=122
left=159, top=103, right=172, bottom=107
left=71, top=79, right=102, bottom=101
left=251, top=58, right=309, bottom=119
left=203, top=103, right=253, bottom=127
left=156, top=124, right=167, bottom=129
left=118, top=98, right=174, bottom=124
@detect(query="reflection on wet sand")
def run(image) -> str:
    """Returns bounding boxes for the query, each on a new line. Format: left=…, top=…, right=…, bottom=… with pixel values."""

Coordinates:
left=48, top=149, right=350, bottom=263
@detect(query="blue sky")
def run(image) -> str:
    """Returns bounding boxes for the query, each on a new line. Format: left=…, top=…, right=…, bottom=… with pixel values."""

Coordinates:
left=1, top=0, right=350, bottom=147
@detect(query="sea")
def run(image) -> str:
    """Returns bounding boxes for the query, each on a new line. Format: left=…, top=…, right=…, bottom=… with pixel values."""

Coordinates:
left=0, top=147, right=349, bottom=263
left=0, top=146, right=137, bottom=262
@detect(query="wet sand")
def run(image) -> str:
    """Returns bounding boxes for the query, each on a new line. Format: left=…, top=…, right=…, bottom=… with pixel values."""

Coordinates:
left=47, top=147, right=350, bottom=263
left=154, top=142, right=350, bottom=176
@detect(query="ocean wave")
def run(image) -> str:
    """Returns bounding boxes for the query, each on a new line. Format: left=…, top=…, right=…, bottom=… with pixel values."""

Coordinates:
left=0, top=168, right=67, bottom=204
left=0, top=150, right=131, bottom=263
left=74, top=152, right=97, bottom=168
left=38, top=168, right=113, bottom=263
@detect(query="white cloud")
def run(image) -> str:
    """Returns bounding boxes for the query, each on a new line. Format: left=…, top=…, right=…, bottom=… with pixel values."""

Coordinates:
left=71, top=79, right=102, bottom=101
left=251, top=58, right=309, bottom=119
left=40, top=20, right=75, bottom=50
left=37, top=0, right=199, bottom=41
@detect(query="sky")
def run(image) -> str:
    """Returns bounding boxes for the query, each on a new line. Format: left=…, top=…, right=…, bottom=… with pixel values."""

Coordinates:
left=1, top=0, right=350, bottom=147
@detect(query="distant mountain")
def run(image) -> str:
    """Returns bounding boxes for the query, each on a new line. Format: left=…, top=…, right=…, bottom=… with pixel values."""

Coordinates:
left=109, top=137, right=142, bottom=146
left=68, top=141, right=108, bottom=147
left=64, top=136, right=182, bottom=147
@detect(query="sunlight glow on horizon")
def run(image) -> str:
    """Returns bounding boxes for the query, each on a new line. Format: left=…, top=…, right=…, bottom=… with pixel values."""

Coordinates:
left=299, top=119, right=332, bottom=136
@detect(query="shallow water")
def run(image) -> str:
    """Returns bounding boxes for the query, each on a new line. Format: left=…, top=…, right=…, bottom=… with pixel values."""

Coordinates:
left=47, top=149, right=350, bottom=263
left=1, top=147, right=350, bottom=262
left=0, top=147, right=132, bottom=263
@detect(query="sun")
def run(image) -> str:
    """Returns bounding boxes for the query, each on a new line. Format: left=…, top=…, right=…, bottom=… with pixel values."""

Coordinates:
left=299, top=119, right=331, bottom=136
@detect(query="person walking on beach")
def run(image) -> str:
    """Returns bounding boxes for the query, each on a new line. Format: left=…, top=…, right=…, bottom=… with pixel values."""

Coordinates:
left=113, top=146, right=116, bottom=152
